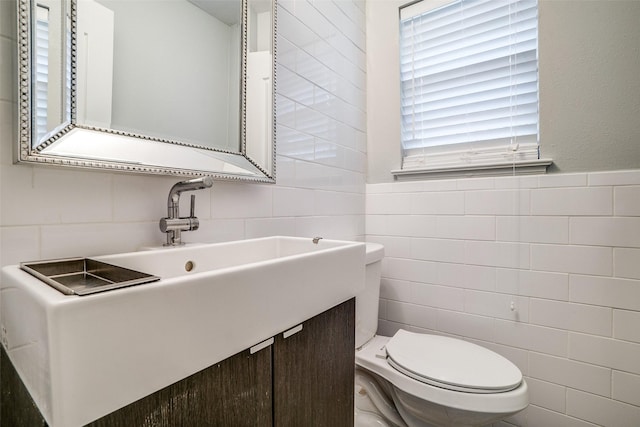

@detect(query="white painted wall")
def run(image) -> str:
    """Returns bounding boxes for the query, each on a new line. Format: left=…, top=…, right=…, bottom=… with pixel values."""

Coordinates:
left=366, top=0, right=640, bottom=183
left=0, top=0, right=367, bottom=269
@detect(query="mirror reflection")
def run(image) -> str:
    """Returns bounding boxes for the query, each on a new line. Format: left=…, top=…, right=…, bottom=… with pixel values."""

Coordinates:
left=20, top=0, right=276, bottom=181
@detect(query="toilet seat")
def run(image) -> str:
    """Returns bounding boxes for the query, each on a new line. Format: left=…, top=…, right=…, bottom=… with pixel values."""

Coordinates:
left=385, top=330, right=522, bottom=394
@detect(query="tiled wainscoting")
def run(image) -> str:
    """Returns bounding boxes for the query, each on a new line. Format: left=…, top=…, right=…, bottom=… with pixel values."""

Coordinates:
left=367, top=170, right=640, bottom=427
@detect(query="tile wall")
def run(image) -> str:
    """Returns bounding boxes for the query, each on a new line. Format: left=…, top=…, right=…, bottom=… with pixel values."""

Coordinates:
left=0, top=0, right=367, bottom=269
left=367, top=170, right=640, bottom=427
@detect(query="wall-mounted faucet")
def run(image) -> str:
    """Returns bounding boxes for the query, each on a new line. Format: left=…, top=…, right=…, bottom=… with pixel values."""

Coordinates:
left=159, top=177, right=214, bottom=246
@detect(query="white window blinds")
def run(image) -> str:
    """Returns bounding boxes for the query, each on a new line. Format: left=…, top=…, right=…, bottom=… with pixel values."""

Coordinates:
left=35, top=5, right=50, bottom=143
left=399, top=0, right=539, bottom=170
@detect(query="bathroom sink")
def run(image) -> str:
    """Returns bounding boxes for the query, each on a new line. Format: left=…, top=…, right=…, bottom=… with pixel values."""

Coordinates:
left=0, top=236, right=365, bottom=427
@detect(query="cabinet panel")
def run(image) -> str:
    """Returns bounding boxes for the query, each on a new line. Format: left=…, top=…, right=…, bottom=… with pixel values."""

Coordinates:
left=273, top=298, right=355, bottom=427
left=89, top=346, right=272, bottom=427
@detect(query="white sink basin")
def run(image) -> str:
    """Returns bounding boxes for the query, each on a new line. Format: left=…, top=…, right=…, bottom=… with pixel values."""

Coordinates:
left=0, top=236, right=365, bottom=427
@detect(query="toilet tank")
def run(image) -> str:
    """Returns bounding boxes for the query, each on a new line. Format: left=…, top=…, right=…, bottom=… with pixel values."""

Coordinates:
left=355, top=243, right=385, bottom=349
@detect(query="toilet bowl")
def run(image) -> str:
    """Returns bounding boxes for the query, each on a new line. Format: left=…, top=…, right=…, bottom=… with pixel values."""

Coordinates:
left=355, top=243, right=528, bottom=427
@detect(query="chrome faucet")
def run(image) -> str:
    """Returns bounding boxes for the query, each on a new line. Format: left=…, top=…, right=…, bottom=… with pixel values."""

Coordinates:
left=159, top=177, right=214, bottom=246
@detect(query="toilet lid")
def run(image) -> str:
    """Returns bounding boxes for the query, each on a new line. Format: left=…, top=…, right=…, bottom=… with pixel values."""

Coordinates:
left=385, top=330, right=522, bottom=393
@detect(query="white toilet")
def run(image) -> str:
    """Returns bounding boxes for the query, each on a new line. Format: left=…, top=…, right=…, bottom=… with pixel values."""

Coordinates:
left=355, top=243, right=529, bottom=427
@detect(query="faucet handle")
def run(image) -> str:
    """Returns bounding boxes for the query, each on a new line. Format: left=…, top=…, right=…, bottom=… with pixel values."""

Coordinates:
left=190, top=194, right=196, bottom=218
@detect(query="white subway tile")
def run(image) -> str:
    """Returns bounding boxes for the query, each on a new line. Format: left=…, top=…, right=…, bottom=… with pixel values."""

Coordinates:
left=391, top=181, right=424, bottom=193
left=41, top=222, right=158, bottom=259
left=615, top=186, right=640, bottom=216
left=277, top=125, right=315, bottom=160
left=301, top=214, right=364, bottom=240
left=386, top=301, right=437, bottom=330
left=366, top=215, right=436, bottom=238
left=274, top=155, right=296, bottom=187
left=411, top=238, right=466, bottom=264
left=496, top=268, right=569, bottom=300
left=365, top=214, right=386, bottom=235
left=538, top=173, right=588, bottom=188
left=421, top=179, right=458, bottom=191
left=245, top=218, right=297, bottom=238
left=314, top=138, right=345, bottom=168
left=530, top=299, right=611, bottom=336
left=531, top=244, right=612, bottom=276
left=113, top=175, right=176, bottom=222
left=529, top=352, right=611, bottom=397
left=272, top=187, right=315, bottom=217
left=344, top=147, right=366, bottom=173
left=527, top=405, right=600, bottom=427
left=462, top=265, right=497, bottom=291
left=613, top=371, right=640, bottom=407
left=566, top=389, right=640, bottom=427
left=435, top=309, right=494, bottom=342
left=466, top=241, right=530, bottom=269
left=465, top=190, right=531, bottom=215
left=383, top=257, right=437, bottom=284
left=493, top=319, right=568, bottom=357
left=614, top=310, right=640, bottom=343
left=436, top=263, right=495, bottom=291
left=366, top=193, right=412, bottom=214
left=570, top=275, right=640, bottom=311
left=464, top=290, right=529, bottom=322
left=212, top=182, right=273, bottom=219
left=365, top=215, right=388, bottom=239
left=570, top=217, right=640, bottom=248
left=413, top=283, right=465, bottom=311
left=380, top=278, right=416, bottom=302
left=365, top=235, right=412, bottom=259
left=531, top=187, right=613, bottom=216
left=616, top=248, right=640, bottom=278
left=378, top=299, right=388, bottom=321
left=193, top=219, right=245, bottom=244
left=315, top=191, right=364, bottom=216
left=411, top=191, right=465, bottom=215
left=276, top=96, right=296, bottom=129
left=496, top=216, right=569, bottom=244
left=1, top=167, right=113, bottom=226
left=0, top=226, right=40, bottom=267
left=456, top=177, right=495, bottom=190
left=570, top=333, right=640, bottom=375
left=366, top=183, right=393, bottom=194
left=588, top=170, right=640, bottom=186
left=494, top=175, right=539, bottom=189
left=526, top=377, right=567, bottom=413
left=434, top=215, right=496, bottom=241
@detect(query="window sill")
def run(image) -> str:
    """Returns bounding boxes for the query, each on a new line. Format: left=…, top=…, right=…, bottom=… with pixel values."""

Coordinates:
left=391, top=159, right=553, bottom=181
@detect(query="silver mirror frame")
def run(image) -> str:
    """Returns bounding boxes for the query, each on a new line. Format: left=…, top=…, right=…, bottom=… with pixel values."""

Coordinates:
left=16, top=0, right=276, bottom=183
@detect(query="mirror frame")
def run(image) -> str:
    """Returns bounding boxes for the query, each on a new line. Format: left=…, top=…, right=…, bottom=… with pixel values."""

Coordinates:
left=16, top=0, right=276, bottom=183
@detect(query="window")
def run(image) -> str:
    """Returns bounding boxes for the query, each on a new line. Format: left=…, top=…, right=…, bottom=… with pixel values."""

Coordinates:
left=398, top=0, right=541, bottom=174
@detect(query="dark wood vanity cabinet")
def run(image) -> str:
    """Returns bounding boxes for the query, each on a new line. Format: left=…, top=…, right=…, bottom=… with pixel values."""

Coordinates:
left=274, top=297, right=355, bottom=427
left=1, top=298, right=355, bottom=427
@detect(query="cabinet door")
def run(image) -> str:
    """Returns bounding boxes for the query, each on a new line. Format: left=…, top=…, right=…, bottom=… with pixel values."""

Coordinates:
left=273, top=298, right=355, bottom=427
left=89, top=345, right=273, bottom=427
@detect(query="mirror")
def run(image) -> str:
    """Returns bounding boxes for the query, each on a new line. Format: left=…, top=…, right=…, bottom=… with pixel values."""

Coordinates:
left=17, top=0, right=276, bottom=182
